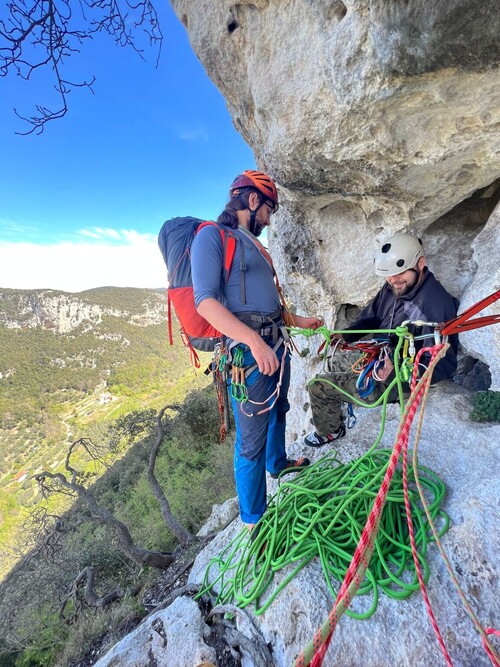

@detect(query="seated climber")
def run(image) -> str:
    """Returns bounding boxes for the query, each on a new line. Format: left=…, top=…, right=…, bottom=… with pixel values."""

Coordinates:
left=304, top=232, right=460, bottom=447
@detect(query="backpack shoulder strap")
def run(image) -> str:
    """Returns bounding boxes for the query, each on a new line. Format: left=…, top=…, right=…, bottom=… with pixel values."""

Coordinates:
left=241, top=232, right=294, bottom=325
left=196, top=221, right=236, bottom=283
left=248, top=235, right=276, bottom=276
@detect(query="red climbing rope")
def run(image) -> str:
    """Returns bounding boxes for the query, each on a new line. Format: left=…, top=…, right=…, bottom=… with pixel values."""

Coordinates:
left=299, top=345, right=447, bottom=667
left=484, top=629, right=500, bottom=667
left=403, top=347, right=453, bottom=666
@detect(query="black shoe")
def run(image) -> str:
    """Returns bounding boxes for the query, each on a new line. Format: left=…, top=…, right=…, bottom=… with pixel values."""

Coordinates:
left=270, top=456, right=311, bottom=479
left=303, top=423, right=346, bottom=448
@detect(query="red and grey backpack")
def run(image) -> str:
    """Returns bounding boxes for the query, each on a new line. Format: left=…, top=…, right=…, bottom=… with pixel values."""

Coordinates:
left=158, top=217, right=236, bottom=366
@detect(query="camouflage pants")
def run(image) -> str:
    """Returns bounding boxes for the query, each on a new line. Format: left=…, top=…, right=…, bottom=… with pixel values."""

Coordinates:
left=308, top=352, right=401, bottom=436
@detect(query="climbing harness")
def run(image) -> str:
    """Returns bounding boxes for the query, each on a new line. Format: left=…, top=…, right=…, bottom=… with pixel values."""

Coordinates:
left=214, top=308, right=293, bottom=419
left=209, top=308, right=291, bottom=438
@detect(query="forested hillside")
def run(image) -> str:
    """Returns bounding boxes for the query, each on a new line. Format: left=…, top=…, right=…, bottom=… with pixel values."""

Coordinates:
left=0, top=387, right=235, bottom=667
left=0, top=287, right=211, bottom=579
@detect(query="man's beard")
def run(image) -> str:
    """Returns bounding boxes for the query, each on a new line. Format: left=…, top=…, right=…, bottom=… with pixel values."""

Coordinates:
left=251, top=221, right=265, bottom=237
left=390, top=284, right=409, bottom=296
left=389, top=271, right=419, bottom=296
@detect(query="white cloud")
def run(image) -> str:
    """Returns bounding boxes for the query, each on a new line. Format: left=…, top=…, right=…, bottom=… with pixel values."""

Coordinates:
left=77, top=227, right=152, bottom=242
left=177, top=125, right=209, bottom=142
left=0, top=233, right=167, bottom=292
left=0, top=217, right=40, bottom=237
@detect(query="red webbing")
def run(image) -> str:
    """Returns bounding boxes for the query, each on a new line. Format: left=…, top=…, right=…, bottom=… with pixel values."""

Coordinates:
left=483, top=629, right=500, bottom=667
left=167, top=292, right=173, bottom=346
left=440, top=290, right=500, bottom=336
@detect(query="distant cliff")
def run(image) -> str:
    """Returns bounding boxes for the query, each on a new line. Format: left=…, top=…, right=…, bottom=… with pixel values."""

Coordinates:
left=0, top=287, right=166, bottom=333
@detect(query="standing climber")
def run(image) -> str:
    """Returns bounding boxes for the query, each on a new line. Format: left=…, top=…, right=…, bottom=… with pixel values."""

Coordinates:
left=304, top=232, right=459, bottom=447
left=191, top=170, right=322, bottom=530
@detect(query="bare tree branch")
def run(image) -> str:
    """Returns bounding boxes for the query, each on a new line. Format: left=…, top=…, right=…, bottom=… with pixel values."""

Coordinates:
left=147, top=406, right=194, bottom=545
left=0, top=0, right=163, bottom=132
left=1, top=509, right=85, bottom=589
left=35, top=437, right=174, bottom=569
left=59, top=566, right=124, bottom=621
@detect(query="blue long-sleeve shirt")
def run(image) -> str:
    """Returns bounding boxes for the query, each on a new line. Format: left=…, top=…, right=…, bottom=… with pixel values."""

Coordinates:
left=191, top=224, right=281, bottom=318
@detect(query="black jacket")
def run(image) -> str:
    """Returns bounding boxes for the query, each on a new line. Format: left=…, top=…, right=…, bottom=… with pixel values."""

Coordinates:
left=344, top=269, right=459, bottom=383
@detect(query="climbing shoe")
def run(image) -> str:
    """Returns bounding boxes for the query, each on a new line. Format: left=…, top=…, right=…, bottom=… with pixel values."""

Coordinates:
left=303, top=423, right=346, bottom=448
left=270, top=457, right=310, bottom=479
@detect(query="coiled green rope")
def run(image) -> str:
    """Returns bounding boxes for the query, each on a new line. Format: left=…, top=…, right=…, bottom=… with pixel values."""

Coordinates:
left=195, top=449, right=449, bottom=618
left=195, top=326, right=448, bottom=619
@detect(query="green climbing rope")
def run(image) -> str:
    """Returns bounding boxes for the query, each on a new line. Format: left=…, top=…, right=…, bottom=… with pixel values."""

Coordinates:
left=195, top=325, right=449, bottom=619
left=196, top=450, right=449, bottom=618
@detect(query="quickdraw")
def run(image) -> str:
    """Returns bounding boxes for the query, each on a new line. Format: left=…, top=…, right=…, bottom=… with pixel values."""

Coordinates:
left=211, top=343, right=231, bottom=442
left=230, top=347, right=249, bottom=403
left=323, top=337, right=401, bottom=396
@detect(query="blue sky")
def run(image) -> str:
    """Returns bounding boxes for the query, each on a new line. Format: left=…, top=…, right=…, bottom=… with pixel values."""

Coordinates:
left=0, top=2, right=255, bottom=291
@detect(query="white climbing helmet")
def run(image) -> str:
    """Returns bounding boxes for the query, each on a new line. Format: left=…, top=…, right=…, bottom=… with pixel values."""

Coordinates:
left=374, top=232, right=424, bottom=277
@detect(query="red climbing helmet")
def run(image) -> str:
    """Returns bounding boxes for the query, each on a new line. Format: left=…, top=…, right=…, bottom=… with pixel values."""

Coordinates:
left=229, top=170, right=279, bottom=212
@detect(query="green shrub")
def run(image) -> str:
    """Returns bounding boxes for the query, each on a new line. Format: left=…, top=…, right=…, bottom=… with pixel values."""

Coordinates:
left=10, top=604, right=68, bottom=667
left=172, top=387, right=221, bottom=445
left=470, top=390, right=500, bottom=422
left=0, top=650, right=19, bottom=667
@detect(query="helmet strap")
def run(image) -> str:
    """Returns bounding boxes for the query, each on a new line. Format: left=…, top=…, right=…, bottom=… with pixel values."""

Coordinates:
left=411, top=259, right=426, bottom=279
left=248, top=196, right=264, bottom=236
left=409, top=265, right=427, bottom=288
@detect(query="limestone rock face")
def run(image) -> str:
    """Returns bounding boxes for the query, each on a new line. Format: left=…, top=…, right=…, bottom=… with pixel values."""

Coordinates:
left=457, top=201, right=500, bottom=389
left=170, top=0, right=500, bottom=383
left=93, top=597, right=217, bottom=667
left=171, top=0, right=498, bottom=216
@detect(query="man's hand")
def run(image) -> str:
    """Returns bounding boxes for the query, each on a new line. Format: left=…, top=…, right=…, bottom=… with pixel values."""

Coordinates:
left=292, top=314, right=323, bottom=330
left=249, top=333, right=280, bottom=375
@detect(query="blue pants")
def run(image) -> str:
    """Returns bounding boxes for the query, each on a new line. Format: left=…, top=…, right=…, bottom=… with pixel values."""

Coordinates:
left=230, top=342, right=291, bottom=524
